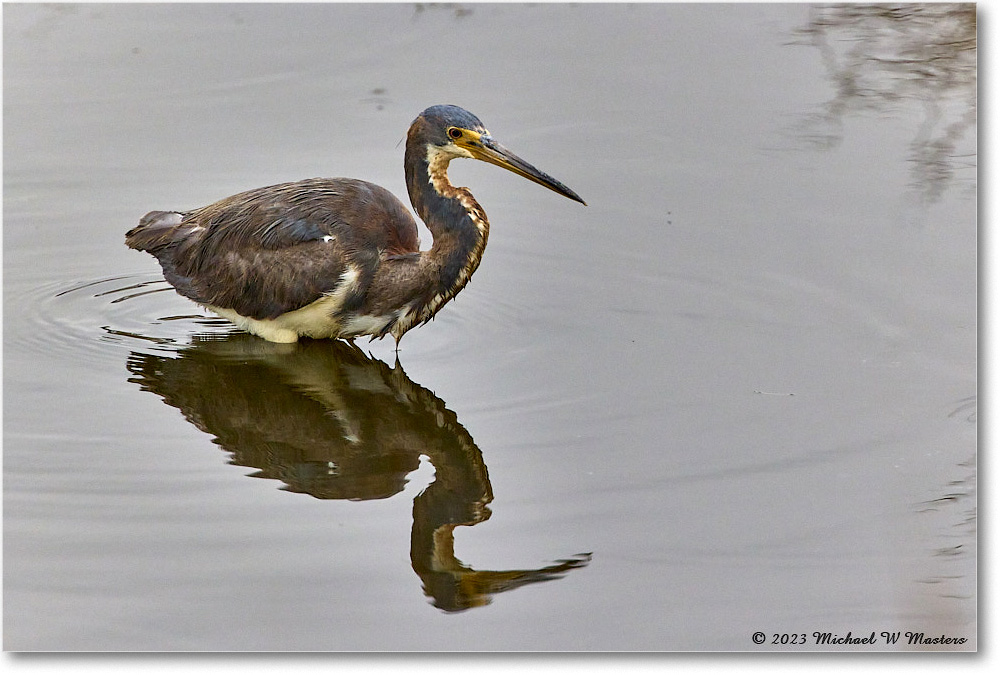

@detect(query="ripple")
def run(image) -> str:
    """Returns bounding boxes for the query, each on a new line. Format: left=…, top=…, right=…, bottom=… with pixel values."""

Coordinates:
left=9, top=273, right=238, bottom=367
left=11, top=262, right=578, bottom=374
left=13, top=271, right=529, bottom=371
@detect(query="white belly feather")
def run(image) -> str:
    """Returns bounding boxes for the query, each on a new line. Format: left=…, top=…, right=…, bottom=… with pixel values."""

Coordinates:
left=205, top=264, right=400, bottom=344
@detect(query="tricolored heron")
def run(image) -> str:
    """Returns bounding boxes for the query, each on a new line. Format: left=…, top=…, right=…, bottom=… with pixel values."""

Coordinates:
left=126, top=105, right=585, bottom=344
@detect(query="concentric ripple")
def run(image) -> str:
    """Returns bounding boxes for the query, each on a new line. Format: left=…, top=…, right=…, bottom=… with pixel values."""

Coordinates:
left=8, top=273, right=238, bottom=367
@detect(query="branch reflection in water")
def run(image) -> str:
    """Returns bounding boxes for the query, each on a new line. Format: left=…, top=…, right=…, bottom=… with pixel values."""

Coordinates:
left=793, top=3, right=976, bottom=202
left=125, top=335, right=590, bottom=612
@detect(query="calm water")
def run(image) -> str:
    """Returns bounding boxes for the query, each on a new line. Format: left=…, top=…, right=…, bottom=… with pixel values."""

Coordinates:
left=3, top=3, right=976, bottom=651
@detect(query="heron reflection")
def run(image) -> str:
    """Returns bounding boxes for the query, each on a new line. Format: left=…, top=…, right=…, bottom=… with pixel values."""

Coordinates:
left=126, top=335, right=590, bottom=611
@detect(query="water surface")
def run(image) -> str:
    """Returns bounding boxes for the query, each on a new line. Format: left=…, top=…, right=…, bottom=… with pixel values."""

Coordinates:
left=3, top=3, right=976, bottom=650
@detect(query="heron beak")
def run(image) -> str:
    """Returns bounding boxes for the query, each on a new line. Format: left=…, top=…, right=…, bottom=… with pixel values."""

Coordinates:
left=461, top=133, right=586, bottom=205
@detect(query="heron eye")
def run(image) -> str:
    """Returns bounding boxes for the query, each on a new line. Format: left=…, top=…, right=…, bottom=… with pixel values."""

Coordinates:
left=447, top=127, right=463, bottom=140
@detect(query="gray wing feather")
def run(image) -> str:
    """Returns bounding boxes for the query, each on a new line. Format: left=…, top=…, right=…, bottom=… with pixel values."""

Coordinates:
left=128, top=178, right=419, bottom=320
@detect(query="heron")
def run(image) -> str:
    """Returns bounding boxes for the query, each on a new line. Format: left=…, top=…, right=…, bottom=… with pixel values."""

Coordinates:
left=126, top=105, right=585, bottom=345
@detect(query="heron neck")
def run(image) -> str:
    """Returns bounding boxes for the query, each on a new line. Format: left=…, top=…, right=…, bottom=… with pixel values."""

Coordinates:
left=404, top=147, right=490, bottom=301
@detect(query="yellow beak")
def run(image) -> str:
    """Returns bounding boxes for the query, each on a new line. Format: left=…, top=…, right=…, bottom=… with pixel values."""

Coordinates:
left=456, top=130, right=586, bottom=205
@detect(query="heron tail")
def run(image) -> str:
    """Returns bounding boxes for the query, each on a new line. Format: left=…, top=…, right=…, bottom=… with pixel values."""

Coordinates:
left=125, top=211, right=186, bottom=252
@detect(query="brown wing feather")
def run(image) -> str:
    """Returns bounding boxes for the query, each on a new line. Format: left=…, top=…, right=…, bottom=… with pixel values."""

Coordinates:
left=127, top=178, right=420, bottom=320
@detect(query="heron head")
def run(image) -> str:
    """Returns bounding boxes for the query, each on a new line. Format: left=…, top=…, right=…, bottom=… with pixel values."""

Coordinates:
left=412, top=105, right=586, bottom=205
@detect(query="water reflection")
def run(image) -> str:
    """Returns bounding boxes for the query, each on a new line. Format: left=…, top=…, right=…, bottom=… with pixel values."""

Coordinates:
left=794, top=3, right=976, bottom=201
left=125, top=335, right=590, bottom=612
left=918, top=449, right=976, bottom=589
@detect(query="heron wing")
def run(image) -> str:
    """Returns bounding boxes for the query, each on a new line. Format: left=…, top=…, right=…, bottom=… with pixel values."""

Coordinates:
left=138, top=178, right=420, bottom=320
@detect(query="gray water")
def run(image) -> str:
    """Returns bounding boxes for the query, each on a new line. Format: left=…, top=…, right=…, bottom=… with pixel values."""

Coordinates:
left=3, top=3, right=976, bottom=651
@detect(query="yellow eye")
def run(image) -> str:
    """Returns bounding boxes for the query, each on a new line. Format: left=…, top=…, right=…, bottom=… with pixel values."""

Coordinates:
left=447, top=127, right=463, bottom=140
